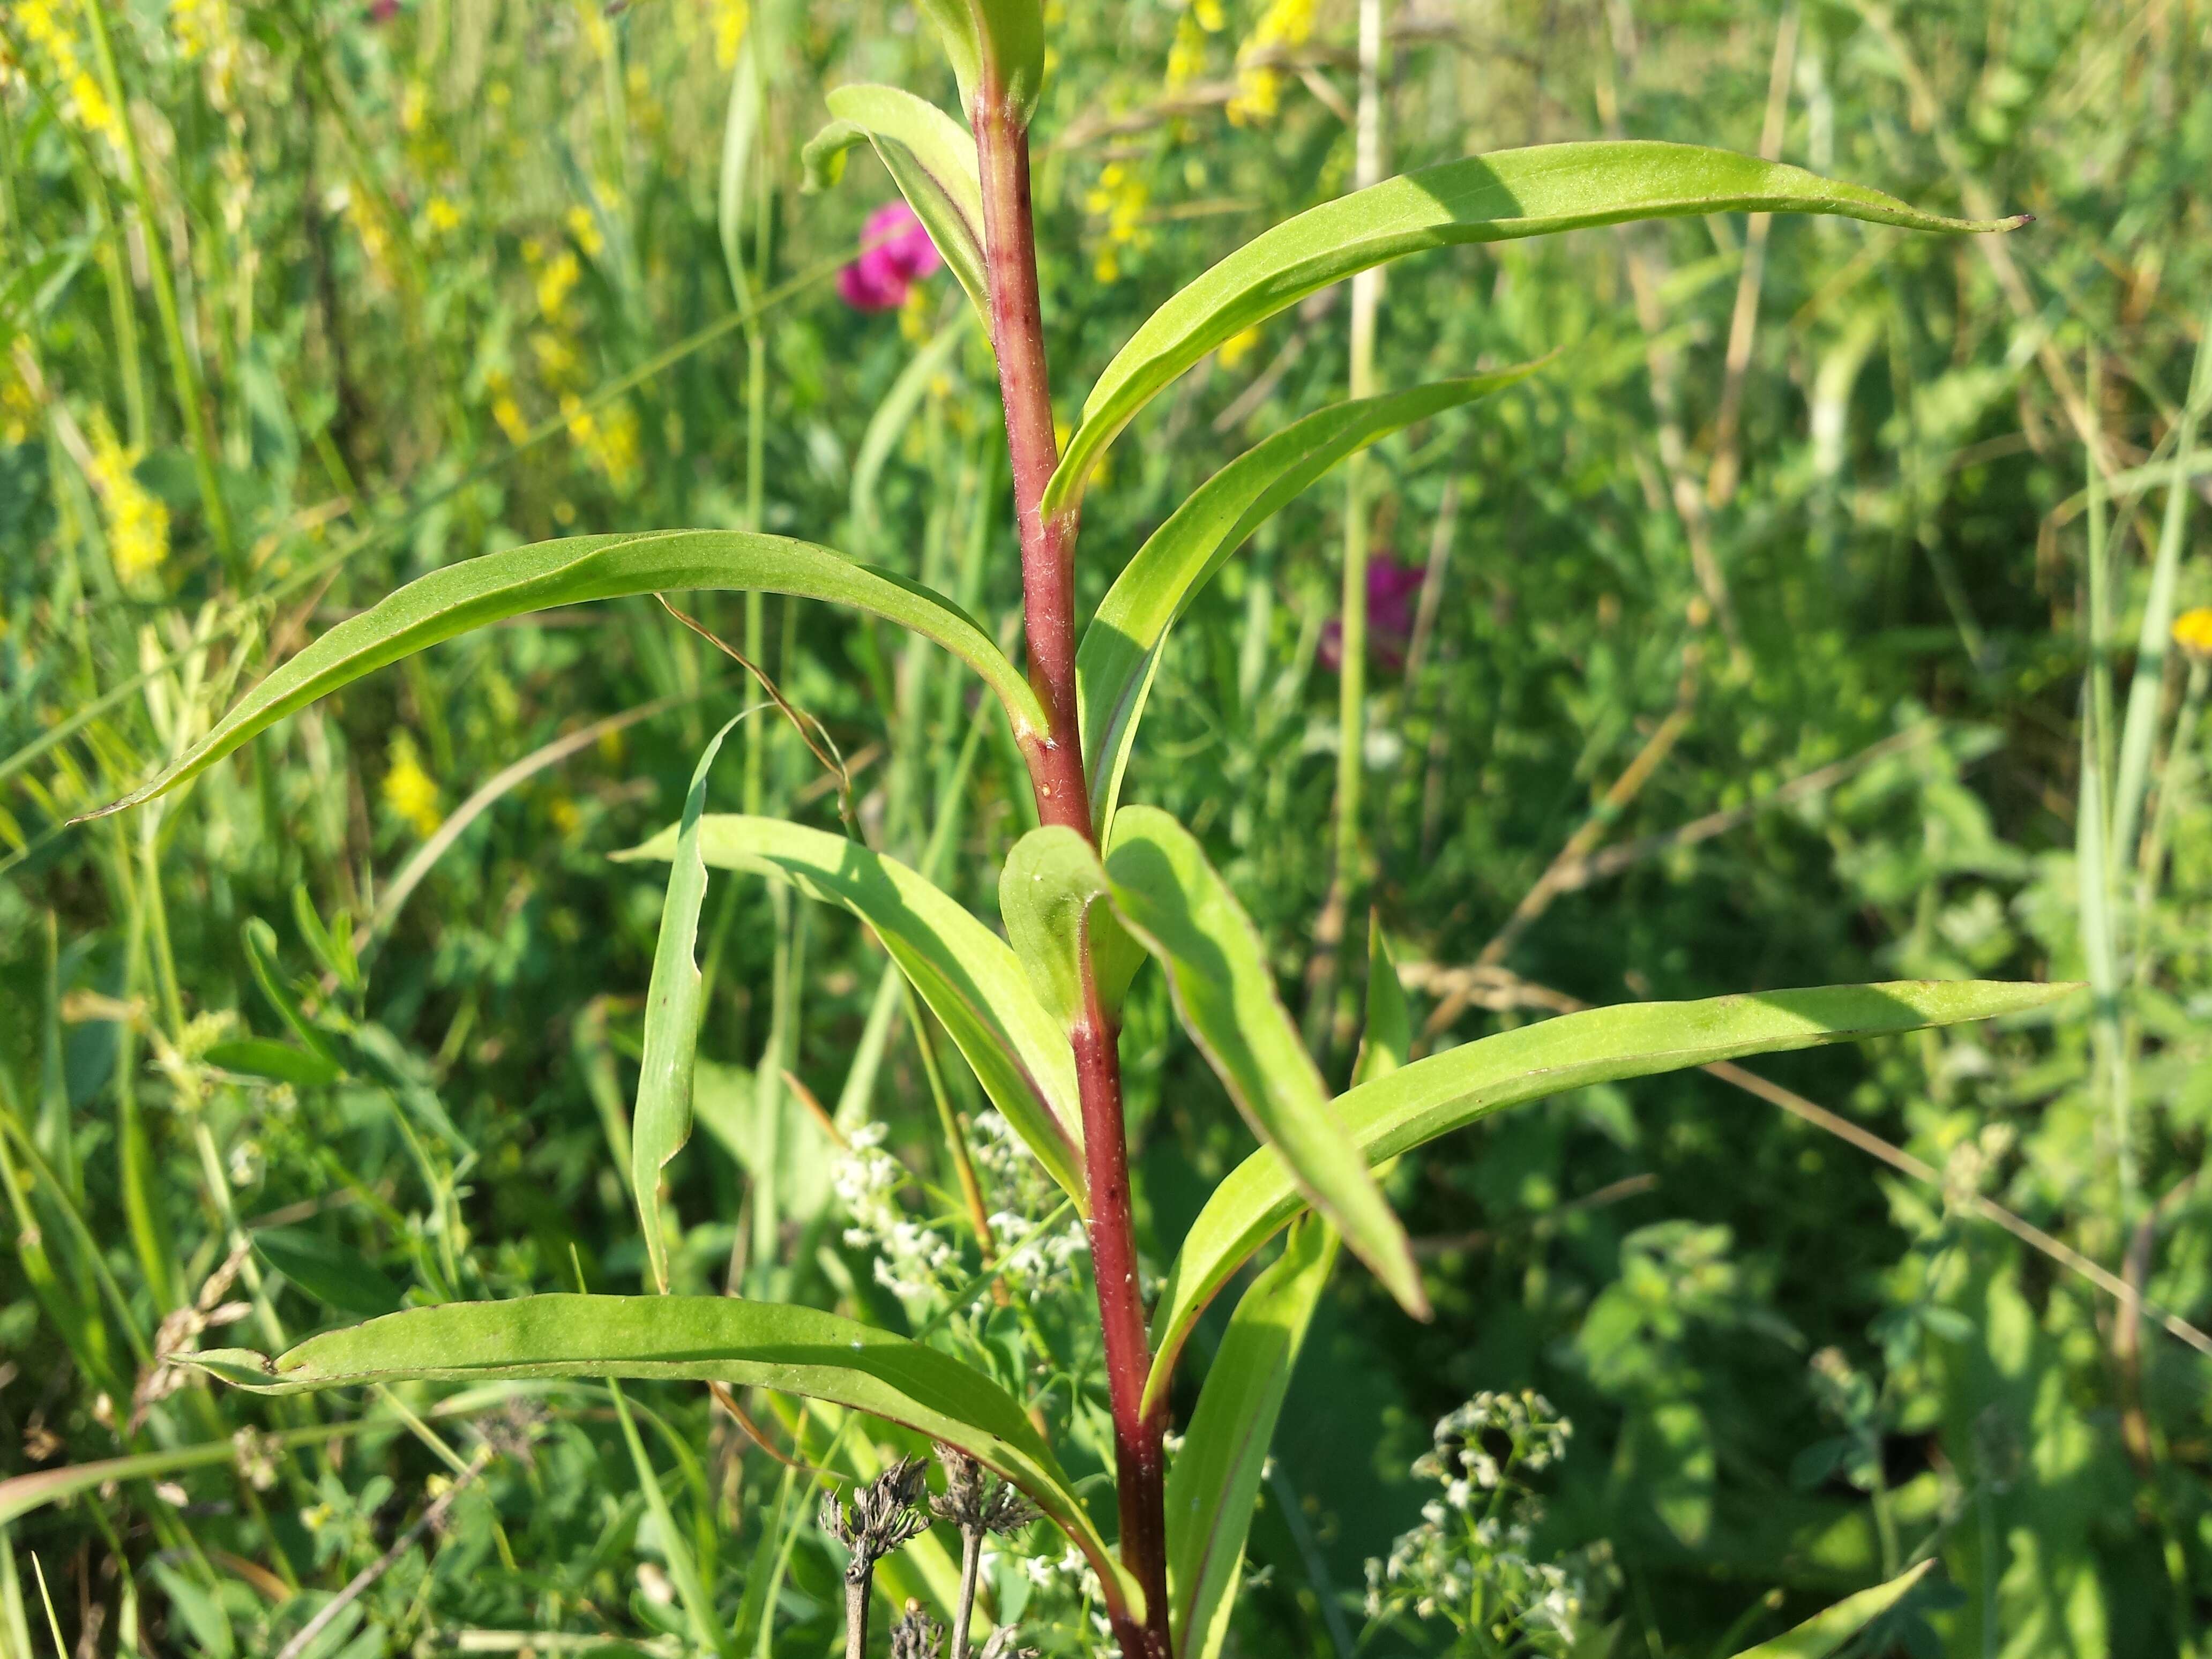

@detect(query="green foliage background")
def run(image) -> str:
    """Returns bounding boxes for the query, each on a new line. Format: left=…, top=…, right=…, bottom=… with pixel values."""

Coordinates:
left=2, top=0, right=2208, bottom=1653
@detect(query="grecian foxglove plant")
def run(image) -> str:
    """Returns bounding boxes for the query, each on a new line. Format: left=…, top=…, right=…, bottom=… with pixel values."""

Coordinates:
left=88, top=2, right=2068, bottom=1654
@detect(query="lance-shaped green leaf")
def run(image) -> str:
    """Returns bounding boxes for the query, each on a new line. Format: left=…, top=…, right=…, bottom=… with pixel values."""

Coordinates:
left=1165, top=1219, right=1337, bottom=1659
left=618, top=816, right=1085, bottom=1206
left=804, top=85, right=990, bottom=324
left=1043, top=143, right=2028, bottom=517
left=1352, top=915, right=1409, bottom=1088
left=999, top=826, right=1145, bottom=1030
left=1728, top=1559, right=1934, bottom=1657
left=1145, top=978, right=2078, bottom=1411
left=1077, top=369, right=1540, bottom=832
left=633, top=718, right=739, bottom=1294
left=192, top=1294, right=1134, bottom=1620
left=84, top=530, right=1045, bottom=819
left=1102, top=807, right=1424, bottom=1319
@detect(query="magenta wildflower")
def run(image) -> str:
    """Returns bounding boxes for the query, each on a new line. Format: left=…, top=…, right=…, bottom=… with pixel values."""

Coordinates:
left=1320, top=554, right=1426, bottom=671
left=838, top=203, right=943, bottom=312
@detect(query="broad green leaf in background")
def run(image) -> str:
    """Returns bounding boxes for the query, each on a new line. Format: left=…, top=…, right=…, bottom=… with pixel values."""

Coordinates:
left=999, top=826, right=1144, bottom=1030
left=1102, top=806, right=1425, bottom=1324
left=241, top=918, right=344, bottom=1074
left=803, top=85, right=991, bottom=324
left=86, top=530, right=1047, bottom=818
left=633, top=718, right=741, bottom=1294
left=1164, top=1219, right=1338, bottom=1659
left=1352, top=914, right=1409, bottom=1088
left=1145, top=979, right=2078, bottom=1406
left=204, top=1036, right=340, bottom=1089
left=619, top=815, right=1086, bottom=1205
left=194, top=1294, right=1135, bottom=1619
left=1729, top=1559, right=1935, bottom=1657
left=1077, top=369, right=1540, bottom=832
left=1043, top=143, right=2027, bottom=516
left=251, top=1227, right=403, bottom=1317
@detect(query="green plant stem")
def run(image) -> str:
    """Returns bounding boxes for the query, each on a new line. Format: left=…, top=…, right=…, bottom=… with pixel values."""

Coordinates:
left=77, top=0, right=236, bottom=565
left=2111, top=298, right=2212, bottom=865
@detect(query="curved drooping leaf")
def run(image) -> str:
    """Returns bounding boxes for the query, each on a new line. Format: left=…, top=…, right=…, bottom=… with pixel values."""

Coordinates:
left=1043, top=143, right=2027, bottom=516
left=1103, top=808, right=1423, bottom=1320
left=1077, top=369, right=1540, bottom=832
left=86, top=530, right=1045, bottom=819
left=804, top=85, right=990, bottom=324
left=1164, top=1219, right=1337, bottom=1659
left=998, top=826, right=1145, bottom=1030
left=1144, top=979, right=2077, bottom=1409
left=633, top=719, right=741, bottom=1294
left=192, top=1294, right=1134, bottom=1618
left=1729, top=1559, right=1934, bottom=1657
left=618, top=816, right=1085, bottom=1206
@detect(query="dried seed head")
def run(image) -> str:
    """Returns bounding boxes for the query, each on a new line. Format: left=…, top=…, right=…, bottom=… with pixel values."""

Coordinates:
left=889, top=1601, right=944, bottom=1659
left=930, top=1446, right=1038, bottom=1536
left=822, top=1456, right=933, bottom=1580
left=978, top=1625, right=1039, bottom=1659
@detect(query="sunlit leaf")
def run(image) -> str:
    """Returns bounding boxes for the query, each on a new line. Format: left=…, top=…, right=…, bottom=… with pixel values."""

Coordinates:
left=1077, top=370, right=1540, bottom=833
left=193, top=1294, right=1135, bottom=1618
left=1103, top=806, right=1424, bottom=1321
left=1045, top=144, right=2026, bottom=515
left=999, top=825, right=1144, bottom=1030
left=1729, top=1559, right=1935, bottom=1657
left=804, top=84, right=991, bottom=324
left=1145, top=979, right=2077, bottom=1409
left=618, top=815, right=1085, bottom=1206
left=1164, top=1219, right=1337, bottom=1659
left=85, top=530, right=1046, bottom=818
left=633, top=718, right=740, bottom=1294
left=1352, top=914, right=1408, bottom=1088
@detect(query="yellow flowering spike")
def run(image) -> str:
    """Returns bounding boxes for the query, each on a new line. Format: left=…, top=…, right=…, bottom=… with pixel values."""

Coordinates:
left=564, top=204, right=605, bottom=258
left=536, top=251, right=583, bottom=322
left=713, top=0, right=750, bottom=68
left=383, top=735, right=443, bottom=838
left=86, top=420, right=170, bottom=584
left=2173, top=607, right=2212, bottom=657
left=1217, top=325, right=1262, bottom=369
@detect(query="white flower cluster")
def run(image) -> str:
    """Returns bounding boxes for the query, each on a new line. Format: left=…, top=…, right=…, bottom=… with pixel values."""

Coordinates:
left=972, top=1111, right=1088, bottom=1289
left=833, top=1123, right=959, bottom=1303
left=1363, top=1391, right=1596, bottom=1656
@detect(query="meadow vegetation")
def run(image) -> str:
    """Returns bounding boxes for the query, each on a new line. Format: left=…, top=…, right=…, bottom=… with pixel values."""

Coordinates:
left=2, top=0, right=2209, bottom=1654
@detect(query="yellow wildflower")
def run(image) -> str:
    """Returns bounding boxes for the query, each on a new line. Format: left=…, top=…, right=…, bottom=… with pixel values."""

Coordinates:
left=1217, top=325, right=1262, bottom=369
left=530, top=330, right=580, bottom=384
left=565, top=204, right=605, bottom=258
left=1085, top=163, right=1150, bottom=281
left=86, top=420, right=169, bottom=584
left=548, top=795, right=582, bottom=836
left=2174, top=607, right=2212, bottom=658
left=425, top=195, right=461, bottom=234
left=713, top=0, right=750, bottom=68
left=2, top=368, right=37, bottom=446
left=1165, top=13, right=1208, bottom=89
left=535, top=250, right=582, bottom=323
left=17, top=0, right=124, bottom=151
left=1227, top=0, right=1318, bottom=124
left=383, top=735, right=442, bottom=837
